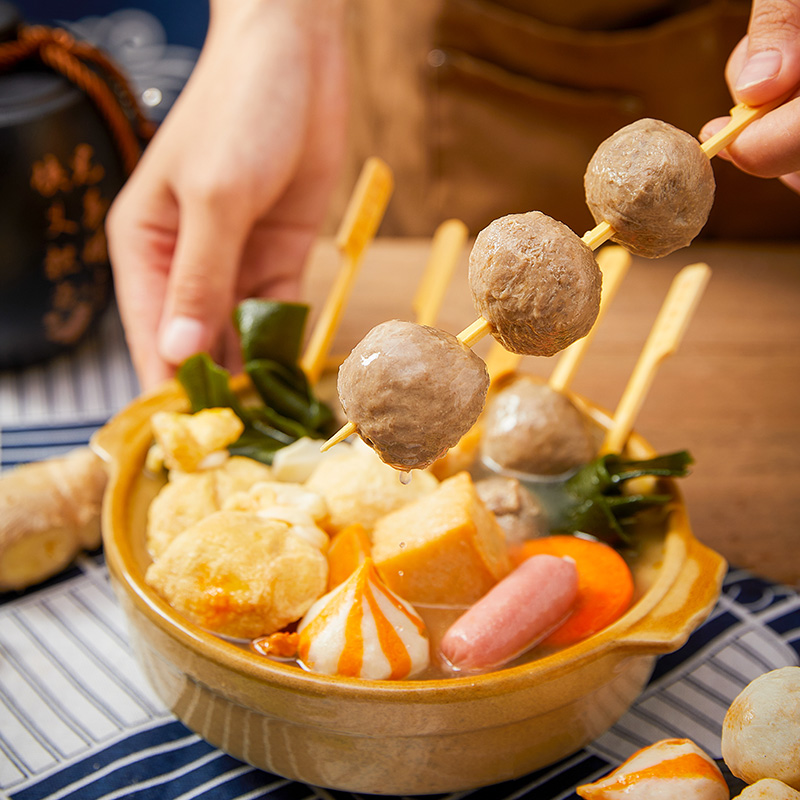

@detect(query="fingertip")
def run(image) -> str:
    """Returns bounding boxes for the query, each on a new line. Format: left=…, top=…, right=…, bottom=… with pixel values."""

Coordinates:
left=131, top=348, right=175, bottom=394
left=159, top=315, right=211, bottom=366
left=779, top=172, right=800, bottom=194
left=734, top=49, right=783, bottom=101
left=699, top=117, right=727, bottom=142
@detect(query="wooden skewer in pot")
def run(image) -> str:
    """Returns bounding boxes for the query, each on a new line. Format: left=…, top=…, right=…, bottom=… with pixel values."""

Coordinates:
left=321, top=99, right=774, bottom=453
left=300, top=157, right=394, bottom=384
left=310, top=217, right=466, bottom=378
left=413, top=219, right=469, bottom=328
left=600, top=262, right=711, bottom=456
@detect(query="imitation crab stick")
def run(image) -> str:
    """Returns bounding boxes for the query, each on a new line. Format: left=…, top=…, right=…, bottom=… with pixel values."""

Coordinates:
left=439, top=553, right=578, bottom=672
left=511, top=535, right=634, bottom=647
left=576, top=738, right=729, bottom=800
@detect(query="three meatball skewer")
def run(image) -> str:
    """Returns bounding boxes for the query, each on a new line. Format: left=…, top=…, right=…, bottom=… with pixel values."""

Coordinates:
left=320, top=98, right=777, bottom=464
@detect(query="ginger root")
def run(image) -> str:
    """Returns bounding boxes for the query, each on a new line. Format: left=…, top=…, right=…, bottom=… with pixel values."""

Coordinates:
left=0, top=447, right=107, bottom=591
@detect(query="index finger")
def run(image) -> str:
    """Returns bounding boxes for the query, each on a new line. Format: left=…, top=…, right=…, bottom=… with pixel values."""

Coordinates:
left=106, top=186, right=177, bottom=391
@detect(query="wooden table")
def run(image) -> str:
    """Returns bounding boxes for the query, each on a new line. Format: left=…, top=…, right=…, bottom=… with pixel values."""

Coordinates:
left=302, top=237, right=800, bottom=589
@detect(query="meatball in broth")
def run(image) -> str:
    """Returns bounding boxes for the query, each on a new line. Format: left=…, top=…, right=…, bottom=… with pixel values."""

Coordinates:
left=470, top=212, right=602, bottom=357
left=481, top=376, right=597, bottom=477
left=337, top=320, right=490, bottom=471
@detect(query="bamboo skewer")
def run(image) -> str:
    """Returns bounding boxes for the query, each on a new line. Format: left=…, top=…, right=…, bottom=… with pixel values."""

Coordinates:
left=413, top=219, right=469, bottom=327
left=700, top=97, right=786, bottom=158
left=300, top=157, right=394, bottom=384
left=321, top=97, right=777, bottom=453
left=600, top=262, right=711, bottom=455
left=548, top=245, right=631, bottom=393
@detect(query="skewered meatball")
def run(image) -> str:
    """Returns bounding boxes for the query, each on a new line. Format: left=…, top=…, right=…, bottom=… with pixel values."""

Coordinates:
left=469, top=212, right=602, bottom=357
left=584, top=118, right=715, bottom=258
left=338, top=320, right=490, bottom=471
left=480, top=375, right=597, bottom=476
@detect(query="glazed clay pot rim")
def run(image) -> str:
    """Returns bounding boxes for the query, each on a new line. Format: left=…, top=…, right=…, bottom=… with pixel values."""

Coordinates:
left=97, top=376, right=722, bottom=703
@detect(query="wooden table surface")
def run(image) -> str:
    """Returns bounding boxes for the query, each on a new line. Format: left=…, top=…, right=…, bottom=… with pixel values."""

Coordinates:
left=302, top=237, right=800, bottom=589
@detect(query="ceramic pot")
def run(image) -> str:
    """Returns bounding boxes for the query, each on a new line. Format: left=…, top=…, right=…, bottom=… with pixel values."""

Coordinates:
left=92, top=377, right=726, bottom=794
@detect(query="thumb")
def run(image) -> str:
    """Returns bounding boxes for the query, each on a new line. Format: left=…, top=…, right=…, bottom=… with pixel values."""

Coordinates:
left=734, top=0, right=800, bottom=105
left=158, top=199, right=249, bottom=368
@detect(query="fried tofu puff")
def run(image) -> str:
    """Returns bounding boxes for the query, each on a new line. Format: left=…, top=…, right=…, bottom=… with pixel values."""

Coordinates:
left=146, top=510, right=328, bottom=639
left=151, top=408, right=244, bottom=472
left=223, top=481, right=330, bottom=552
left=577, top=739, right=728, bottom=800
left=146, top=456, right=273, bottom=558
left=304, top=447, right=438, bottom=533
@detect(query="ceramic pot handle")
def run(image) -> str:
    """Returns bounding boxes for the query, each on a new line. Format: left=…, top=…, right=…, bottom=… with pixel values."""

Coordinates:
left=615, top=506, right=727, bottom=653
left=91, top=380, right=186, bottom=465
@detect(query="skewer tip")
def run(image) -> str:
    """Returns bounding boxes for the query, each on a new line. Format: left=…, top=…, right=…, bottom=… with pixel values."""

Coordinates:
left=320, top=420, right=357, bottom=452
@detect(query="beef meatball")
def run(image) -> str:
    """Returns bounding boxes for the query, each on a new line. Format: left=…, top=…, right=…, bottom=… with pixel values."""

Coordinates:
left=480, top=375, right=597, bottom=476
left=338, top=320, right=490, bottom=471
left=474, top=475, right=547, bottom=544
left=469, top=212, right=602, bottom=357
left=584, top=118, right=715, bottom=258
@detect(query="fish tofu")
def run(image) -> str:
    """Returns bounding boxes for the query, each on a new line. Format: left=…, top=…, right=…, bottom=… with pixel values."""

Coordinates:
left=147, top=456, right=272, bottom=558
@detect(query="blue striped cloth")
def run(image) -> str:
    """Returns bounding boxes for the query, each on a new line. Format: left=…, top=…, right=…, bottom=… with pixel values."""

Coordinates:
left=1, top=306, right=798, bottom=800
left=1, top=556, right=797, bottom=800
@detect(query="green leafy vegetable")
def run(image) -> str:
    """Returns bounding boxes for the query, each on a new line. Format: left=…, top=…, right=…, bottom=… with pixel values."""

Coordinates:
left=549, top=450, right=693, bottom=546
left=177, top=353, right=246, bottom=416
left=234, top=299, right=308, bottom=367
left=176, top=300, right=335, bottom=464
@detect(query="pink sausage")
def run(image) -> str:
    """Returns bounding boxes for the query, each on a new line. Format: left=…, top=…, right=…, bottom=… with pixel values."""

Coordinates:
left=440, top=553, right=578, bottom=672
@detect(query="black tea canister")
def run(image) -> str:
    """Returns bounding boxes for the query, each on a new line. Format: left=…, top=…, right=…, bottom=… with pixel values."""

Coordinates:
left=0, top=2, right=152, bottom=368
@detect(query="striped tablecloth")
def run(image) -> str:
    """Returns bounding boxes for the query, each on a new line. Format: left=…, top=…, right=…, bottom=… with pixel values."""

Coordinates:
left=1, top=307, right=798, bottom=800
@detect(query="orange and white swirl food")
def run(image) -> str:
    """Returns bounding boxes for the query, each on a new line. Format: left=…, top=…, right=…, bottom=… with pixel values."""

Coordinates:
left=577, top=738, right=728, bottom=800
left=297, top=558, right=429, bottom=680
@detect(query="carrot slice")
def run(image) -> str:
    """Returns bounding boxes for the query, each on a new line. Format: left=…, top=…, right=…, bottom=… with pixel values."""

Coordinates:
left=327, top=523, right=372, bottom=590
left=511, top=535, right=634, bottom=646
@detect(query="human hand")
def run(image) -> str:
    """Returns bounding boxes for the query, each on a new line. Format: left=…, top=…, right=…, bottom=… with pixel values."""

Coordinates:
left=700, top=0, right=800, bottom=193
left=107, top=0, right=348, bottom=391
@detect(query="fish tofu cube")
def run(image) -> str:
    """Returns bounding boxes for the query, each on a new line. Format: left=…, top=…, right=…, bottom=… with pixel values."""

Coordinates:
left=371, top=472, right=511, bottom=605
